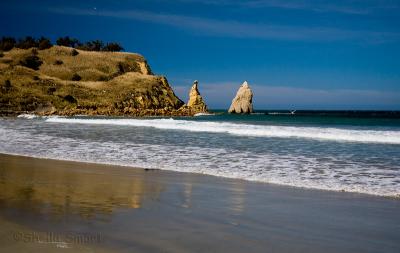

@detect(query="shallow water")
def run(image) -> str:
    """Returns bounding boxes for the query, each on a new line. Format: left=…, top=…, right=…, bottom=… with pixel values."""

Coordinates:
left=1, top=112, right=400, bottom=197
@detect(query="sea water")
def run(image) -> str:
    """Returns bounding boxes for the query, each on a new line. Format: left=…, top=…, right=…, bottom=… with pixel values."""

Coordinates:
left=1, top=111, right=400, bottom=197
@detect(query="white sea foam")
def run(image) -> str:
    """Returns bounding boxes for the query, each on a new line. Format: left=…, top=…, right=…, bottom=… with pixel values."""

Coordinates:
left=17, top=114, right=37, bottom=119
left=194, top=112, right=215, bottom=116
left=44, top=117, right=400, bottom=144
left=0, top=123, right=399, bottom=197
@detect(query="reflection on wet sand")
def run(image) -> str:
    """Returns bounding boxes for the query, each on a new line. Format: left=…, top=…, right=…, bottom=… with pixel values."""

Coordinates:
left=0, top=155, right=164, bottom=220
left=229, top=181, right=246, bottom=215
left=1, top=154, right=399, bottom=253
left=182, top=182, right=193, bottom=209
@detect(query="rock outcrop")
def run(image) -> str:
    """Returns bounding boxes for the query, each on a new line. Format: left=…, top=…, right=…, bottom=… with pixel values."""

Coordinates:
left=228, top=81, right=253, bottom=114
left=0, top=46, right=191, bottom=116
left=187, top=80, right=208, bottom=113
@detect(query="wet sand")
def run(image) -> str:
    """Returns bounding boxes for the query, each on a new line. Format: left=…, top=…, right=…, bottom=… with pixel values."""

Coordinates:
left=0, top=153, right=399, bottom=253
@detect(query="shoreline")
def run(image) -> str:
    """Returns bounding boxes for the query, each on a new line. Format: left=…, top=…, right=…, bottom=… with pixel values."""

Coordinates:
left=1, top=153, right=399, bottom=252
left=1, top=152, right=398, bottom=200
left=0, top=108, right=199, bottom=117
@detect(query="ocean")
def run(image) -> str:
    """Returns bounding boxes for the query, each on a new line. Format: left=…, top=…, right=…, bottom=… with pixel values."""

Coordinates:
left=1, top=110, right=400, bottom=197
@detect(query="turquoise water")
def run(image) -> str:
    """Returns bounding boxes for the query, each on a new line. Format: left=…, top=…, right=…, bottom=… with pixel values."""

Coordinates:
left=207, top=110, right=400, bottom=128
left=1, top=111, right=400, bottom=197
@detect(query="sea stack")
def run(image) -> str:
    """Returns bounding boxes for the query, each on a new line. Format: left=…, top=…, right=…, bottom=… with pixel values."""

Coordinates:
left=187, top=80, right=208, bottom=113
left=228, top=81, right=253, bottom=114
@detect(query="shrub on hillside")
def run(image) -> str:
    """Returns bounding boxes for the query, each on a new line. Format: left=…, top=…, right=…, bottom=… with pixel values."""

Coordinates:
left=2, top=35, right=125, bottom=53
left=56, top=36, right=79, bottom=47
left=47, top=87, right=56, bottom=95
left=117, top=62, right=125, bottom=73
left=71, top=73, right=81, bottom=81
left=75, top=41, right=124, bottom=52
left=0, top=51, right=4, bottom=58
left=64, top=95, right=77, bottom=103
left=97, top=75, right=109, bottom=81
left=16, top=36, right=38, bottom=49
left=71, top=49, right=79, bottom=56
left=19, top=55, right=43, bottom=70
left=75, top=43, right=91, bottom=51
left=70, top=38, right=80, bottom=48
left=0, top=37, right=16, bottom=51
left=54, top=59, right=63, bottom=65
left=75, top=41, right=101, bottom=51
left=38, top=37, right=53, bottom=50
left=102, top=42, right=123, bottom=52
left=1, top=80, right=12, bottom=93
left=88, top=40, right=104, bottom=51
left=3, top=80, right=12, bottom=92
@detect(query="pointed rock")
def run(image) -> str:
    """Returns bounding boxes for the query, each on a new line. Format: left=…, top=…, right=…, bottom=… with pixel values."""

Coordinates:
left=228, top=81, right=253, bottom=114
left=187, top=80, right=208, bottom=113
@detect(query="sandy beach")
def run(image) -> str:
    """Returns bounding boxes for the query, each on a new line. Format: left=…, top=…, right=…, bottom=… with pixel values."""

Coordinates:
left=0, top=153, right=399, bottom=253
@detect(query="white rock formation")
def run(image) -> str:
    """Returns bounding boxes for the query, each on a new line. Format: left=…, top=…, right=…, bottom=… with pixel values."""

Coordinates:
left=228, top=81, right=253, bottom=114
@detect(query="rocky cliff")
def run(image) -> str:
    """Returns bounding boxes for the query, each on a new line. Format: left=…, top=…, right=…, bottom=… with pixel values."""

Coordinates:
left=228, top=81, right=253, bottom=114
left=187, top=80, right=208, bottom=113
left=0, top=46, right=189, bottom=116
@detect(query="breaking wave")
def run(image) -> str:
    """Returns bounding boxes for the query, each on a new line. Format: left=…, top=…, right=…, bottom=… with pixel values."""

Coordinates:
left=44, top=117, right=400, bottom=144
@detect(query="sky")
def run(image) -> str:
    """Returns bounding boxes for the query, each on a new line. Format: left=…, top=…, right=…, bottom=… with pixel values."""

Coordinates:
left=1, top=0, right=400, bottom=109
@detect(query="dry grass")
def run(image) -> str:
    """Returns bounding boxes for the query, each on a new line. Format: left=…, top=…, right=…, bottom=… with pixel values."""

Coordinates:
left=3, top=46, right=148, bottom=81
left=0, top=46, right=183, bottom=114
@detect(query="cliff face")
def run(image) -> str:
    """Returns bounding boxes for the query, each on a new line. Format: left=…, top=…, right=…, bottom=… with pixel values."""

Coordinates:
left=187, top=80, right=208, bottom=113
left=228, top=81, right=253, bottom=114
left=0, top=46, right=186, bottom=116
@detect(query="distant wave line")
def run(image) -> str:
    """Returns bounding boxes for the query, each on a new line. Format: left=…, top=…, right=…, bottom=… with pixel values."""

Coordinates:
left=43, top=117, right=400, bottom=144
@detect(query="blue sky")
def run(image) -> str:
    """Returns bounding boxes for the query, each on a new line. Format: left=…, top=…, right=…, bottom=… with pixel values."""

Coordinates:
left=1, top=0, right=400, bottom=109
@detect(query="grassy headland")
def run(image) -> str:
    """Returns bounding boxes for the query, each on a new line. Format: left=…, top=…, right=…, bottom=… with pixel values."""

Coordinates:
left=0, top=44, right=193, bottom=116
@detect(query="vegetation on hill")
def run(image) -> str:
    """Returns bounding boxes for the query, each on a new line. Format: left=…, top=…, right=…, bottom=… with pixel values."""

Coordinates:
left=0, top=36, right=124, bottom=52
left=0, top=45, right=191, bottom=116
left=56, top=36, right=124, bottom=52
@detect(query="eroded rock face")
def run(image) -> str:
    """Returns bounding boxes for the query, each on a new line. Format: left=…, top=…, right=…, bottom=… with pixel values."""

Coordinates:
left=228, top=81, right=253, bottom=114
left=0, top=46, right=192, bottom=117
left=187, top=80, right=208, bottom=113
left=138, top=60, right=152, bottom=75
